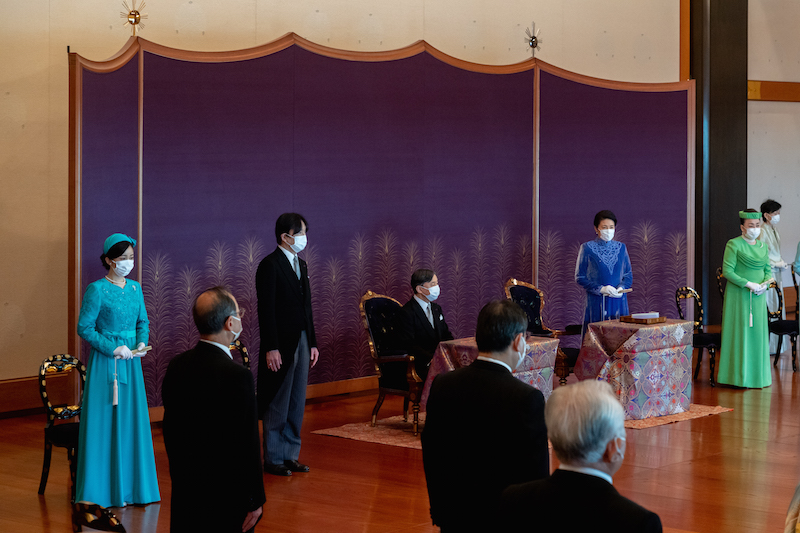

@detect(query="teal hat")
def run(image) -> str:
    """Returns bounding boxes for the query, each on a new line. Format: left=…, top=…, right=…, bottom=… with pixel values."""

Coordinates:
left=103, top=233, right=137, bottom=255
left=739, top=210, right=762, bottom=220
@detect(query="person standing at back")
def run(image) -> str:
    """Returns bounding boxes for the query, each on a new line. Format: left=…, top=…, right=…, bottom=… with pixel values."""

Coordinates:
left=256, top=212, right=319, bottom=476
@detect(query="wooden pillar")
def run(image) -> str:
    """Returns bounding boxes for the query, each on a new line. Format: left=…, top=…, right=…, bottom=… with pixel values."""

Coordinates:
left=692, top=0, right=749, bottom=323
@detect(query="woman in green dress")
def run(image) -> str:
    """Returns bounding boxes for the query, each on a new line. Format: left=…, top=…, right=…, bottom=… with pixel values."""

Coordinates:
left=717, top=209, right=774, bottom=388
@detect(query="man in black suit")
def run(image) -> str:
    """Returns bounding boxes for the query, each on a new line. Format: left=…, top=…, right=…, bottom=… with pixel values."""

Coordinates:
left=501, top=380, right=662, bottom=532
left=256, top=212, right=318, bottom=477
left=422, top=300, right=549, bottom=532
left=162, top=287, right=265, bottom=533
left=397, top=268, right=454, bottom=381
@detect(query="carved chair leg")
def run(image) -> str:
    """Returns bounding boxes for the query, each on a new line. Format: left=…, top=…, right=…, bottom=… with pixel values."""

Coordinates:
left=38, top=439, right=53, bottom=495
left=371, top=390, right=387, bottom=427
left=693, top=347, right=703, bottom=380
left=68, top=446, right=78, bottom=502
left=411, top=401, right=420, bottom=436
left=402, top=397, right=409, bottom=422
left=709, top=346, right=717, bottom=387
left=774, top=334, right=785, bottom=366
left=792, top=334, right=798, bottom=372
left=554, top=349, right=569, bottom=386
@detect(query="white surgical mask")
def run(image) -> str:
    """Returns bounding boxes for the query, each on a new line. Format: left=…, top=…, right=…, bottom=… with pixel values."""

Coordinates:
left=289, top=234, right=307, bottom=253
left=771, top=214, right=780, bottom=224
left=424, top=284, right=440, bottom=302
left=113, top=259, right=134, bottom=277
left=744, top=227, right=761, bottom=241
left=229, top=315, right=242, bottom=342
left=599, top=229, right=615, bottom=242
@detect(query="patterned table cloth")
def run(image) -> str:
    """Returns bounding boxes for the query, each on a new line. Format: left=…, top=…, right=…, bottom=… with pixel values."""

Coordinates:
left=420, top=335, right=559, bottom=409
left=575, top=318, right=694, bottom=420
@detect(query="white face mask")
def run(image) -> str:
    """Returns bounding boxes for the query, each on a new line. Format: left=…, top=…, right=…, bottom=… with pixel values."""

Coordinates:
left=744, top=227, right=761, bottom=241
left=424, top=284, right=440, bottom=302
left=229, top=315, right=242, bottom=342
left=771, top=214, right=780, bottom=224
left=113, top=259, right=134, bottom=277
left=289, top=234, right=307, bottom=253
left=515, top=337, right=528, bottom=370
left=599, top=229, right=615, bottom=242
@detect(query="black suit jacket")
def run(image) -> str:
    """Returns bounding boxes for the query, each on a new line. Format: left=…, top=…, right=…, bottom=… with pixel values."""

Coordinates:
left=162, top=342, right=266, bottom=533
left=397, top=298, right=453, bottom=378
left=421, top=359, right=549, bottom=531
left=256, top=247, right=317, bottom=416
left=501, top=469, right=662, bottom=533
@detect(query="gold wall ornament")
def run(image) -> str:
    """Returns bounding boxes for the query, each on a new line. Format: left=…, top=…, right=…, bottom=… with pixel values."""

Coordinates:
left=121, top=0, right=148, bottom=36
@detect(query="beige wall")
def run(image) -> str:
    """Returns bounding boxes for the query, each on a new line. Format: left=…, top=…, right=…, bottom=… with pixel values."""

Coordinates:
left=749, top=0, right=800, bottom=284
left=0, top=0, right=679, bottom=381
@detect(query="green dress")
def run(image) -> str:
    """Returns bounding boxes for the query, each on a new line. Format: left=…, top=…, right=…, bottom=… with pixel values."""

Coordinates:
left=717, top=236, right=772, bottom=388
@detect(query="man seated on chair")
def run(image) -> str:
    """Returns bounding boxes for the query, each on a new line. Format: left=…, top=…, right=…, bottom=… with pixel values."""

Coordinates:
left=396, top=268, right=454, bottom=382
left=500, top=380, right=662, bottom=533
left=422, top=300, right=549, bottom=532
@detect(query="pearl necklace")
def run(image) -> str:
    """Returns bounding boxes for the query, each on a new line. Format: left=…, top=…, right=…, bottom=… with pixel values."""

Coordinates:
left=105, top=276, right=125, bottom=286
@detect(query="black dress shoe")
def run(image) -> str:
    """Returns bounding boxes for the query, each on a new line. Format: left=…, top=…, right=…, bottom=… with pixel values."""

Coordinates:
left=284, top=460, right=310, bottom=473
left=264, top=463, right=292, bottom=476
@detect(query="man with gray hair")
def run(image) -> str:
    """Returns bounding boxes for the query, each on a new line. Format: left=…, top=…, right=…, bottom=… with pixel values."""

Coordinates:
left=501, top=380, right=662, bottom=532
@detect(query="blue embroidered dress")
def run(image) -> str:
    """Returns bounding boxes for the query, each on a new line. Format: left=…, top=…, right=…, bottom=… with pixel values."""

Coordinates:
left=75, top=278, right=160, bottom=507
left=575, top=238, right=633, bottom=326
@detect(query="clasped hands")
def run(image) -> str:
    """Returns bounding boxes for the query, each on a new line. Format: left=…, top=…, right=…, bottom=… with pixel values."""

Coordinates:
left=114, top=343, right=147, bottom=360
left=745, top=280, right=773, bottom=296
left=600, top=285, right=624, bottom=298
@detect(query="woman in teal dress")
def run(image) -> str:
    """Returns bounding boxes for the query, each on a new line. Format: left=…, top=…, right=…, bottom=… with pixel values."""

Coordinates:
left=75, top=233, right=160, bottom=507
left=717, top=210, right=774, bottom=388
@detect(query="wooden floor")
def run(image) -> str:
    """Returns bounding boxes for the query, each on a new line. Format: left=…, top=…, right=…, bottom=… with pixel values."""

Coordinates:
left=2, top=351, right=800, bottom=533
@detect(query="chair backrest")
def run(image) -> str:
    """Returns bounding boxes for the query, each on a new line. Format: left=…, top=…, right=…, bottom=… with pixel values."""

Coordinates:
left=504, top=278, right=551, bottom=336
left=360, top=291, right=405, bottom=359
left=675, top=286, right=703, bottom=331
left=767, top=280, right=784, bottom=319
left=39, top=355, right=86, bottom=427
left=229, top=339, right=251, bottom=370
left=715, top=267, right=726, bottom=301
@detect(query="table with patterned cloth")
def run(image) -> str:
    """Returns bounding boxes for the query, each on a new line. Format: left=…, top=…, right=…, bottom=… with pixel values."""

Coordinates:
left=420, top=335, right=559, bottom=410
left=574, top=318, right=694, bottom=420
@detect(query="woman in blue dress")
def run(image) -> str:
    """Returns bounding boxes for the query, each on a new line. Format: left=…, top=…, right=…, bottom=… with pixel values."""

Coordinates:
left=75, top=233, right=160, bottom=507
left=575, top=210, right=633, bottom=330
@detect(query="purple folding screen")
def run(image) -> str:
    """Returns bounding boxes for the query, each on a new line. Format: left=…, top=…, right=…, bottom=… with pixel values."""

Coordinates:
left=70, top=37, right=693, bottom=406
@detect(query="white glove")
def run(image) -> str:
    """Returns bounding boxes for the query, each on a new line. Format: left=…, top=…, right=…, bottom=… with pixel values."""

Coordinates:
left=600, top=285, right=616, bottom=296
left=745, top=281, right=760, bottom=292
left=136, top=342, right=146, bottom=353
left=114, top=345, right=133, bottom=360
left=777, top=260, right=788, bottom=269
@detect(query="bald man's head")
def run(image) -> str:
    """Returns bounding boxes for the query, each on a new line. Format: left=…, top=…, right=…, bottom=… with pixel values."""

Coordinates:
left=192, top=287, right=238, bottom=334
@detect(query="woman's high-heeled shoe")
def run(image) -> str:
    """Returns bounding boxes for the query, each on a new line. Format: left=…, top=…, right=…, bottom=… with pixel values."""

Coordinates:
left=72, top=502, right=126, bottom=532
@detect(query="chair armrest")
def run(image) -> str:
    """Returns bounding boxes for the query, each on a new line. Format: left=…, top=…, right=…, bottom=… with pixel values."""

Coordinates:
left=377, top=353, right=411, bottom=363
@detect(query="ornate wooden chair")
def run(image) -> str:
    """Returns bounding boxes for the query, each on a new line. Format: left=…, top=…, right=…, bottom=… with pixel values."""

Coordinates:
left=675, top=286, right=722, bottom=386
left=229, top=339, right=251, bottom=371
left=504, top=278, right=581, bottom=385
left=38, top=354, right=86, bottom=500
left=715, top=267, right=726, bottom=301
left=767, top=279, right=799, bottom=372
left=360, top=291, right=422, bottom=435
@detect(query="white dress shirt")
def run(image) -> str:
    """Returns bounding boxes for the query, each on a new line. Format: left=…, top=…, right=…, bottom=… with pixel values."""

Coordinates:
left=200, top=339, right=233, bottom=360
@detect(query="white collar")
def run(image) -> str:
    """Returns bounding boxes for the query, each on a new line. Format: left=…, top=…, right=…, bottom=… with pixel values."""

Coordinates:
left=200, top=339, right=233, bottom=359
left=414, top=295, right=431, bottom=310
left=278, top=245, right=296, bottom=264
left=475, top=355, right=513, bottom=373
left=558, top=463, right=613, bottom=484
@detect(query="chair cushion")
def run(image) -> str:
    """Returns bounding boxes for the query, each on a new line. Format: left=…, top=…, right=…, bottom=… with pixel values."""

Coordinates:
left=693, top=332, right=721, bottom=347
left=769, top=320, right=800, bottom=336
left=45, top=422, right=80, bottom=448
left=376, top=360, right=413, bottom=391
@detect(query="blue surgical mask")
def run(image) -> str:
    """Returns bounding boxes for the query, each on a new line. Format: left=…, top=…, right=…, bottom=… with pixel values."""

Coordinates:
left=290, top=234, right=307, bottom=253
left=113, top=259, right=134, bottom=277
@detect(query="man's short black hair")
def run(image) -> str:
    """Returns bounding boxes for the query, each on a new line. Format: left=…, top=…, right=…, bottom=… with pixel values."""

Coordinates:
left=593, top=210, right=617, bottom=228
left=275, top=213, right=308, bottom=244
left=475, top=300, right=528, bottom=353
left=193, top=287, right=237, bottom=335
left=411, top=268, right=435, bottom=293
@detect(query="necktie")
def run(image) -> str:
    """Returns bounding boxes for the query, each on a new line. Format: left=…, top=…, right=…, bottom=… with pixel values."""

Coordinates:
left=426, top=305, right=434, bottom=327
left=293, top=256, right=301, bottom=279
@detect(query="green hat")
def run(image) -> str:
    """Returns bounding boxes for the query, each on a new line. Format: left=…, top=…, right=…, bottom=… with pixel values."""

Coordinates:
left=103, top=233, right=137, bottom=255
left=739, top=211, right=762, bottom=220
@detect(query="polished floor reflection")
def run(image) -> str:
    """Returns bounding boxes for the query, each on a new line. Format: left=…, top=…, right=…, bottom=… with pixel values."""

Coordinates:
left=2, top=352, right=799, bottom=533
